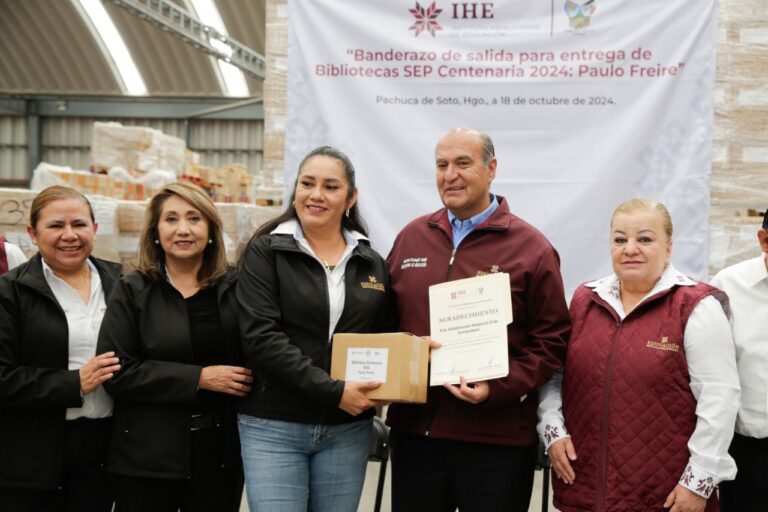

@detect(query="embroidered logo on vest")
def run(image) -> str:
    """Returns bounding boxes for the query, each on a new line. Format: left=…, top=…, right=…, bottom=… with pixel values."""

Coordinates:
left=476, top=264, right=501, bottom=276
left=645, top=336, right=680, bottom=352
left=400, top=256, right=427, bottom=270
left=361, top=275, right=385, bottom=292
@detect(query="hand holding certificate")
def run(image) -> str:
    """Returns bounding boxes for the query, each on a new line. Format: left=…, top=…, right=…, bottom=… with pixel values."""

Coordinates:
left=429, top=272, right=512, bottom=386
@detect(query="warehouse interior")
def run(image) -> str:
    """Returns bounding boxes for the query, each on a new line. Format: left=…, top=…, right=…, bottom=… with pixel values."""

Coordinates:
left=0, top=1, right=766, bottom=511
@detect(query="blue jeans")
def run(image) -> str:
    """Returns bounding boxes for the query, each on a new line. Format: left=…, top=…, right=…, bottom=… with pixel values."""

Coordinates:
left=238, top=414, right=372, bottom=512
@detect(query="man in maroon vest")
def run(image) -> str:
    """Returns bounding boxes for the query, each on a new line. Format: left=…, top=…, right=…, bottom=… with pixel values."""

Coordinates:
left=386, top=128, right=570, bottom=511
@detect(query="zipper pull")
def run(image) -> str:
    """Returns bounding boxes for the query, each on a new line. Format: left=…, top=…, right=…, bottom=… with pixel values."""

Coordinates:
left=445, top=248, right=458, bottom=281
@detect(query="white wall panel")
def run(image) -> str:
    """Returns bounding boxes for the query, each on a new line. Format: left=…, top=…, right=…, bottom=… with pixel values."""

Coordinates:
left=0, top=117, right=27, bottom=181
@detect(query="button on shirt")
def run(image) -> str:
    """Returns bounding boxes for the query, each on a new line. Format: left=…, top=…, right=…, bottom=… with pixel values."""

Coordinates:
left=447, top=194, right=499, bottom=248
left=42, top=259, right=113, bottom=420
left=712, top=255, right=768, bottom=438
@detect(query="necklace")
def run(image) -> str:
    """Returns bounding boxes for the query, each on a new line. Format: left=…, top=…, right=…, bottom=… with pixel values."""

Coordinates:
left=55, top=266, right=91, bottom=292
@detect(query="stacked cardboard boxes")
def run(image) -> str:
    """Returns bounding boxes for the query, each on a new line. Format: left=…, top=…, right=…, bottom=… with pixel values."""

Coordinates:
left=91, top=122, right=187, bottom=175
left=0, top=187, right=282, bottom=269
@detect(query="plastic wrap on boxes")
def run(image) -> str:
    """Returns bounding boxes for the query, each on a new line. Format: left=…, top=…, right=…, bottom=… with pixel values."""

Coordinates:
left=218, top=202, right=282, bottom=260
left=0, top=188, right=38, bottom=228
left=92, top=235, right=120, bottom=263
left=2, top=229, right=35, bottom=258
left=91, top=122, right=186, bottom=175
left=118, top=233, right=141, bottom=271
left=262, top=0, right=289, bottom=194
left=117, top=200, right=149, bottom=232
left=108, top=167, right=176, bottom=200
left=710, top=0, right=768, bottom=272
left=709, top=216, right=765, bottom=277
left=88, top=196, right=118, bottom=236
left=31, top=163, right=115, bottom=197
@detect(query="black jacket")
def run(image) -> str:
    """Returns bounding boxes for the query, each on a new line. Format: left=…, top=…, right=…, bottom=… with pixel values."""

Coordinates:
left=97, top=268, right=243, bottom=479
left=236, top=231, right=397, bottom=425
left=0, top=254, right=122, bottom=490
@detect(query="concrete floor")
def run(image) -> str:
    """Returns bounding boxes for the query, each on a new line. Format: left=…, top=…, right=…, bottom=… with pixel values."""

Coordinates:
left=240, top=462, right=556, bottom=511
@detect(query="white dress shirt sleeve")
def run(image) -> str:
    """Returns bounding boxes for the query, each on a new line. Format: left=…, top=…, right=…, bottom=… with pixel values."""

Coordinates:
left=536, top=368, right=570, bottom=451
left=678, top=295, right=740, bottom=498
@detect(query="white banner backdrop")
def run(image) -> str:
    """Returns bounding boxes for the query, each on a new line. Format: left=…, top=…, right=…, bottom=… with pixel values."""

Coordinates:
left=285, top=0, right=717, bottom=296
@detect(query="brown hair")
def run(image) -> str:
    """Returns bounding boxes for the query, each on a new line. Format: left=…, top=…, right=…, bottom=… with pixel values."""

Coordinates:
left=29, top=185, right=95, bottom=230
left=137, top=181, right=227, bottom=288
left=611, top=197, right=673, bottom=240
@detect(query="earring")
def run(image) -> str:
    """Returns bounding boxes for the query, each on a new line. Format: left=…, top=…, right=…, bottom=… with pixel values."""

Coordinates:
left=345, top=208, right=350, bottom=218
left=208, top=239, right=213, bottom=244
left=154, top=240, right=159, bottom=245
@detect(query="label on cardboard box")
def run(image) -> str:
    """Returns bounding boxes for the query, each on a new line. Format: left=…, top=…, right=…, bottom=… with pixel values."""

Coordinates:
left=89, top=197, right=118, bottom=235
left=345, top=348, right=388, bottom=383
left=331, top=333, right=428, bottom=403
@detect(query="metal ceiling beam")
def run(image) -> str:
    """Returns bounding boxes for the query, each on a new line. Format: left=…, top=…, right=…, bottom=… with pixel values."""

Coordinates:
left=0, top=97, right=264, bottom=120
left=106, top=0, right=266, bottom=80
left=185, top=95, right=263, bottom=118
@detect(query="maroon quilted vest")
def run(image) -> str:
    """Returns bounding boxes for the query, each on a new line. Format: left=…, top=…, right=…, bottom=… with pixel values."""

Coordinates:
left=554, top=282, right=723, bottom=512
left=0, top=235, right=8, bottom=276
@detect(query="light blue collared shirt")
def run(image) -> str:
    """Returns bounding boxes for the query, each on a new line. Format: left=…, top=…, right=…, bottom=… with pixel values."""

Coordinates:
left=447, top=194, right=499, bottom=249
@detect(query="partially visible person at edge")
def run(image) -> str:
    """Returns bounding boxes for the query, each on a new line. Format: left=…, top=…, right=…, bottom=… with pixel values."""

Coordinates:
left=96, top=181, right=250, bottom=512
left=538, top=198, right=740, bottom=512
left=236, top=146, right=396, bottom=512
left=386, top=128, right=570, bottom=512
left=0, top=185, right=121, bottom=511
left=0, top=235, right=27, bottom=275
left=712, top=206, right=768, bottom=512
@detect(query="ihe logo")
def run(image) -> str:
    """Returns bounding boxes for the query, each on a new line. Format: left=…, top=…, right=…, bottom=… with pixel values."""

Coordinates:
left=452, top=2, right=494, bottom=19
left=409, top=2, right=497, bottom=37
left=409, top=1, right=443, bottom=37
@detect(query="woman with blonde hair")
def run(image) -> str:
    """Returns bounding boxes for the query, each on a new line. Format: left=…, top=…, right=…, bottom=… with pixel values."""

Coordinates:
left=0, top=185, right=121, bottom=510
left=97, top=181, right=251, bottom=512
left=538, top=198, right=740, bottom=512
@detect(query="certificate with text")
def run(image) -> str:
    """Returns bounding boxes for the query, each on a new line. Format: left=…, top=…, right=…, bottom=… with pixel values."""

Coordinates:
left=429, top=272, right=512, bottom=386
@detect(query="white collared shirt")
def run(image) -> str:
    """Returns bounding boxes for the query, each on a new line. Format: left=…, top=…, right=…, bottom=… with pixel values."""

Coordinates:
left=537, top=264, right=740, bottom=497
left=711, top=255, right=768, bottom=438
left=272, top=220, right=367, bottom=342
left=41, top=259, right=113, bottom=420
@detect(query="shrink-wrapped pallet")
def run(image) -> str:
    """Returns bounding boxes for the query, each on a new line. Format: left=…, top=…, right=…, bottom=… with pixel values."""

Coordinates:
left=91, top=122, right=186, bottom=175
left=218, top=202, right=281, bottom=261
left=31, top=163, right=115, bottom=197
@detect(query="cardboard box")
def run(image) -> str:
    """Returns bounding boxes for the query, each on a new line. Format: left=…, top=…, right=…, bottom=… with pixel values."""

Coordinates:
left=330, top=333, right=429, bottom=404
left=0, top=188, right=37, bottom=228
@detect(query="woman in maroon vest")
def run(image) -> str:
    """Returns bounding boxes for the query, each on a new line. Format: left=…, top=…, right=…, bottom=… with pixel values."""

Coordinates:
left=537, top=198, right=740, bottom=512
